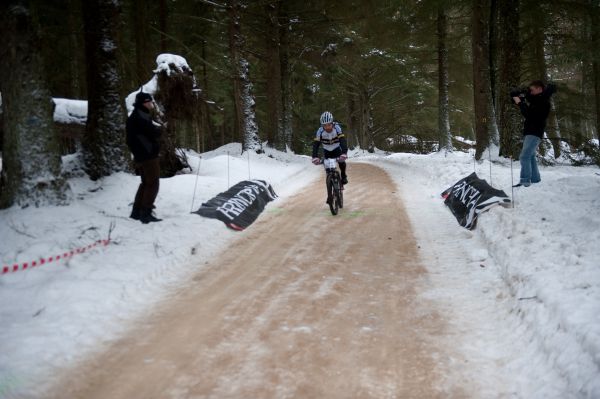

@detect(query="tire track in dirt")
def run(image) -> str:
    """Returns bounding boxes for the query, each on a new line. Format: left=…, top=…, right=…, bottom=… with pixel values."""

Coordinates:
left=47, top=163, right=466, bottom=399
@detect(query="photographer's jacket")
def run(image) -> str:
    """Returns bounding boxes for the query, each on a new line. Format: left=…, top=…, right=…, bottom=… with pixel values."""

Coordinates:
left=126, top=106, right=161, bottom=162
left=518, top=92, right=551, bottom=139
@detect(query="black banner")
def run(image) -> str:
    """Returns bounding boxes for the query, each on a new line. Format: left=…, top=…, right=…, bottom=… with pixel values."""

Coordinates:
left=194, top=180, right=277, bottom=231
left=441, top=172, right=510, bottom=230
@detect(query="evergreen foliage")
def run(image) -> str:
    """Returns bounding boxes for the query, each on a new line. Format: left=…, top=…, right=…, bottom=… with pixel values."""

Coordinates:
left=1, top=0, right=600, bottom=206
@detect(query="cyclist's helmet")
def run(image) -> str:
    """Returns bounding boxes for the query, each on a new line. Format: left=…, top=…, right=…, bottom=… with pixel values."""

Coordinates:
left=320, top=111, right=334, bottom=125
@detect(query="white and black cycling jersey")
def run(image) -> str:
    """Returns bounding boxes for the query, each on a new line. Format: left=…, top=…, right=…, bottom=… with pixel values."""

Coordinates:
left=314, top=122, right=344, bottom=152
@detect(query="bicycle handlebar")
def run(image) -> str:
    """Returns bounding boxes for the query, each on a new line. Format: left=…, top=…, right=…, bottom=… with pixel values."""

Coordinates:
left=314, top=157, right=345, bottom=165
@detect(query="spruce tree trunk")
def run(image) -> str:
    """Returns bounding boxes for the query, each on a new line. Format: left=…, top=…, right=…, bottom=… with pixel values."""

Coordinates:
left=68, top=0, right=85, bottom=99
left=437, top=4, right=452, bottom=153
left=472, top=0, right=493, bottom=159
left=357, top=84, right=373, bottom=152
left=228, top=0, right=261, bottom=153
left=0, top=1, right=69, bottom=208
left=133, top=0, right=152, bottom=85
left=347, top=89, right=359, bottom=148
left=357, top=87, right=368, bottom=150
left=82, top=0, right=129, bottom=180
left=279, top=3, right=293, bottom=151
left=591, top=0, right=600, bottom=140
left=159, top=0, right=168, bottom=53
left=532, top=18, right=561, bottom=157
left=265, top=1, right=284, bottom=150
left=488, top=0, right=500, bottom=147
left=200, top=40, right=214, bottom=151
left=497, top=0, right=522, bottom=159
left=367, top=103, right=375, bottom=153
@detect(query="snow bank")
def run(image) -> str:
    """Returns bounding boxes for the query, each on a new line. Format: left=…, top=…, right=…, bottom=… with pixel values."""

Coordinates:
left=1, top=143, right=598, bottom=398
left=0, top=144, right=318, bottom=397
left=354, top=150, right=600, bottom=398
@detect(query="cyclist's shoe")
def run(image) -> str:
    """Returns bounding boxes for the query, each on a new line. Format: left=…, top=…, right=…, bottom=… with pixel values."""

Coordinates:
left=341, top=176, right=348, bottom=185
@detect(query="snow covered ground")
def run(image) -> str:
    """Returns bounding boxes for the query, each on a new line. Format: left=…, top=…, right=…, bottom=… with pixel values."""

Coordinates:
left=352, top=148, right=600, bottom=398
left=0, top=145, right=598, bottom=398
left=0, top=144, right=319, bottom=397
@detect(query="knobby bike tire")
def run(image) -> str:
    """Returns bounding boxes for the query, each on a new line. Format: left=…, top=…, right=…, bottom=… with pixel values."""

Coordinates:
left=336, top=172, right=344, bottom=209
left=327, top=174, right=339, bottom=215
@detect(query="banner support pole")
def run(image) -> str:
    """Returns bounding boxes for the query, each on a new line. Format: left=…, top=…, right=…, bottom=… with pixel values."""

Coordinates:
left=510, top=156, right=515, bottom=208
left=190, top=155, right=202, bottom=213
left=488, top=146, right=493, bottom=186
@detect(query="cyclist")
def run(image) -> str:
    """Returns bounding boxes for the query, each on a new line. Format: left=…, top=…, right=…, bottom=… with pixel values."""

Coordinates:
left=311, top=111, right=349, bottom=185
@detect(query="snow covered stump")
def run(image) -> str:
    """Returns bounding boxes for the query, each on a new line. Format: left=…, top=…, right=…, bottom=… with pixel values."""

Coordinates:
left=126, top=54, right=208, bottom=177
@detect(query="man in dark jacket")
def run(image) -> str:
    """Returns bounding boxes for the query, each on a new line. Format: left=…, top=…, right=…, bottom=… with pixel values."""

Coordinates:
left=126, top=91, right=162, bottom=223
left=512, top=80, right=554, bottom=187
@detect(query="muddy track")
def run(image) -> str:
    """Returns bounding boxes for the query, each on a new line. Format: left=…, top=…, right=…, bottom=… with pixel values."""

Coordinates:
left=47, top=163, right=462, bottom=399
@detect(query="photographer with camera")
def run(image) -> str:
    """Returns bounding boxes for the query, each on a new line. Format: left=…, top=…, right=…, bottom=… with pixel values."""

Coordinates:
left=511, top=80, right=556, bottom=187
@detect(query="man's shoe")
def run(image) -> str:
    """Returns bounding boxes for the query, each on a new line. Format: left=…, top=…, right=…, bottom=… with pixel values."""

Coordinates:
left=341, top=176, right=348, bottom=185
left=140, top=208, right=162, bottom=224
left=130, top=207, right=141, bottom=220
left=513, top=183, right=530, bottom=188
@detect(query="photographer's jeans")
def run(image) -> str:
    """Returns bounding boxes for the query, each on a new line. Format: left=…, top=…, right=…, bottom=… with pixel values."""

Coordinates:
left=519, top=135, right=541, bottom=186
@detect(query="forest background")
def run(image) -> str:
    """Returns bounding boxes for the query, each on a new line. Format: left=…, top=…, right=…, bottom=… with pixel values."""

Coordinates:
left=1, top=0, right=599, bottom=208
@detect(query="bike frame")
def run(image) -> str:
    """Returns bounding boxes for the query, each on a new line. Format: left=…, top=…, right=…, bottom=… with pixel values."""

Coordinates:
left=322, top=158, right=343, bottom=215
left=323, top=157, right=338, bottom=173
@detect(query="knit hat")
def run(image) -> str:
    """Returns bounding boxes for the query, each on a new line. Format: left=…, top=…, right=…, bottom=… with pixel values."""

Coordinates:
left=135, top=91, right=153, bottom=106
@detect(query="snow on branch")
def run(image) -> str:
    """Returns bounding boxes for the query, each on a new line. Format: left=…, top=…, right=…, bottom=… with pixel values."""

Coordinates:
left=52, top=98, right=88, bottom=125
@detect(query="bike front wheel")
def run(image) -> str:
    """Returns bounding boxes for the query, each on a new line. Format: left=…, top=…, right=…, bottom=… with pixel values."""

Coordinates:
left=336, top=176, right=344, bottom=209
left=327, top=175, right=339, bottom=215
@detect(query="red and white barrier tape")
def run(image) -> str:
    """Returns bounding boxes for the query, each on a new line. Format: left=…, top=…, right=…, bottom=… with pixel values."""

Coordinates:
left=2, top=239, right=110, bottom=275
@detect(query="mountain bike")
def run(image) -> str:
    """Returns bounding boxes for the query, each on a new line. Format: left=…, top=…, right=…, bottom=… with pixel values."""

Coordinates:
left=322, top=157, right=344, bottom=215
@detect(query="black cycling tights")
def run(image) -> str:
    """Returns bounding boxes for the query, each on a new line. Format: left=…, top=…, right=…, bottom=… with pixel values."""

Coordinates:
left=339, top=161, right=347, bottom=178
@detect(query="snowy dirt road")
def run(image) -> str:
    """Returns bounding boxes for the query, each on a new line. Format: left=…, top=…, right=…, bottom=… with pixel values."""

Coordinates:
left=46, top=164, right=466, bottom=399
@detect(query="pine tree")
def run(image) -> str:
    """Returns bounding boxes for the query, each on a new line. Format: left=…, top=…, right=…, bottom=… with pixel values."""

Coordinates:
left=81, top=0, right=129, bottom=180
left=438, top=1, right=452, bottom=152
left=496, top=0, right=522, bottom=159
left=279, top=1, right=293, bottom=151
left=264, top=1, right=284, bottom=150
left=590, top=0, right=600, bottom=142
left=0, top=1, right=69, bottom=208
left=228, top=0, right=261, bottom=153
left=471, top=0, right=495, bottom=159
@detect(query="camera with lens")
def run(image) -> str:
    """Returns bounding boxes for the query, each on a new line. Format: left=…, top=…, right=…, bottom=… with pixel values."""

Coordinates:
left=510, top=87, right=527, bottom=103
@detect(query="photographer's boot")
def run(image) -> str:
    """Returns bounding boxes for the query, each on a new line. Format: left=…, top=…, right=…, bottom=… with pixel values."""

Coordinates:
left=140, top=208, right=162, bottom=224
left=130, top=207, right=141, bottom=220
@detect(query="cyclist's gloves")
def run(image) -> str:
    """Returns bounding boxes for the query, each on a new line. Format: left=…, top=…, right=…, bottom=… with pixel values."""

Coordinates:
left=339, top=154, right=348, bottom=162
